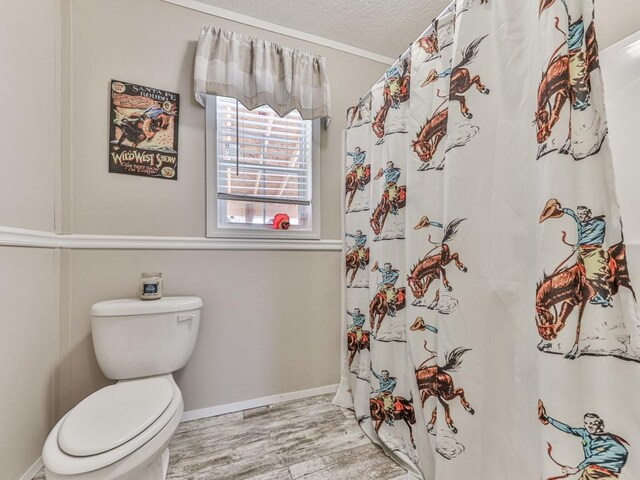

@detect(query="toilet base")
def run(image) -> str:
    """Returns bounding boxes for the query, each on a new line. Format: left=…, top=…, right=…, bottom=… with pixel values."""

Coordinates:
left=45, top=448, right=170, bottom=480
left=126, top=448, right=169, bottom=480
left=161, top=449, right=169, bottom=480
left=44, top=398, right=181, bottom=480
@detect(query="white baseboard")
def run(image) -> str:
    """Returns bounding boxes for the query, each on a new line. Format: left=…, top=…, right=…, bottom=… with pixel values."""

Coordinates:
left=181, top=384, right=338, bottom=422
left=19, top=457, right=43, bottom=480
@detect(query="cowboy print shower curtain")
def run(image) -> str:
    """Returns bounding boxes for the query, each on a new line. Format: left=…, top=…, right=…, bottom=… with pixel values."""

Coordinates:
left=334, top=0, right=640, bottom=478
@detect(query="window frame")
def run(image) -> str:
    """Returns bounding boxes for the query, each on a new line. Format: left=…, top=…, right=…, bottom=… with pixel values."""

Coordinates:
left=205, top=95, right=322, bottom=240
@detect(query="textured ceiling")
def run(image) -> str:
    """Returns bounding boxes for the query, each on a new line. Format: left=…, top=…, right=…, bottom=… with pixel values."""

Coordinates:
left=197, top=0, right=453, bottom=58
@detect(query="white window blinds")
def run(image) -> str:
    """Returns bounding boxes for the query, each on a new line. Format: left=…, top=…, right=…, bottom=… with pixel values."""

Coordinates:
left=215, top=96, right=313, bottom=206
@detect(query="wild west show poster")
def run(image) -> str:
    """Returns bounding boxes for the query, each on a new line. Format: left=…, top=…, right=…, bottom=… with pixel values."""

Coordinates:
left=109, top=80, right=179, bottom=180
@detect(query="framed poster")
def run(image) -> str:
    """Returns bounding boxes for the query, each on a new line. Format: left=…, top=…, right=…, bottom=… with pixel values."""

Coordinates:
left=109, top=80, right=179, bottom=180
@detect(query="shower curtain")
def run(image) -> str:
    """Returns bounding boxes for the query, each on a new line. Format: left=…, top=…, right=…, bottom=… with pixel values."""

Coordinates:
left=334, top=0, right=640, bottom=478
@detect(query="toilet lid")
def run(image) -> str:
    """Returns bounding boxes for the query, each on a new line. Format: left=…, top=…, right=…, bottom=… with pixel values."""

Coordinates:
left=58, top=377, right=175, bottom=457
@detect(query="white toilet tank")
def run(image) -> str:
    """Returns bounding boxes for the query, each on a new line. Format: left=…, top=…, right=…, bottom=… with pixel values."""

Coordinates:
left=91, top=296, right=203, bottom=380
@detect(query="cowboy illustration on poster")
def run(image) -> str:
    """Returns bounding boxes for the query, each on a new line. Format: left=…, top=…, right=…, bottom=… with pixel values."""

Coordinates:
left=109, top=80, right=179, bottom=180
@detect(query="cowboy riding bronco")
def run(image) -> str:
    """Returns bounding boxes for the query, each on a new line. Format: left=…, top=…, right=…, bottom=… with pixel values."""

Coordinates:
left=347, top=308, right=366, bottom=342
left=540, top=199, right=612, bottom=307
left=385, top=64, right=406, bottom=110
left=555, top=0, right=597, bottom=111
left=373, top=261, right=401, bottom=317
left=347, top=147, right=368, bottom=190
left=539, top=400, right=629, bottom=479
left=375, top=161, right=402, bottom=215
left=346, top=230, right=368, bottom=268
left=372, top=368, right=398, bottom=426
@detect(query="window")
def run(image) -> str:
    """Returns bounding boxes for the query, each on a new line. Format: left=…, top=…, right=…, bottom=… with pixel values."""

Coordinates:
left=206, top=95, right=321, bottom=239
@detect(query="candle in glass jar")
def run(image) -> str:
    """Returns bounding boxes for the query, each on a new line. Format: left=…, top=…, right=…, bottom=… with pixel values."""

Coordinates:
left=140, top=272, right=163, bottom=300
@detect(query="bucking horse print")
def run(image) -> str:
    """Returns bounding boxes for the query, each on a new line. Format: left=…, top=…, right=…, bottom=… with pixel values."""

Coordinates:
left=370, top=393, right=417, bottom=448
left=535, top=241, right=635, bottom=359
left=346, top=245, right=369, bottom=288
left=536, top=7, right=603, bottom=160
left=370, top=286, right=407, bottom=335
left=345, top=164, right=370, bottom=212
left=371, top=163, right=407, bottom=240
left=418, top=17, right=453, bottom=64
left=347, top=328, right=370, bottom=369
left=537, top=199, right=637, bottom=360
left=412, top=105, right=449, bottom=171
left=421, top=36, right=490, bottom=120
left=338, top=1, right=640, bottom=477
left=415, top=345, right=475, bottom=437
left=408, top=217, right=468, bottom=311
left=418, top=20, right=443, bottom=63
left=345, top=147, right=371, bottom=213
left=414, top=37, right=489, bottom=172
left=535, top=28, right=570, bottom=152
left=372, top=58, right=411, bottom=142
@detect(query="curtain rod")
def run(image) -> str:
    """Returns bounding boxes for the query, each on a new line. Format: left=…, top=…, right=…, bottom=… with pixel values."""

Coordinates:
left=357, top=0, right=456, bottom=104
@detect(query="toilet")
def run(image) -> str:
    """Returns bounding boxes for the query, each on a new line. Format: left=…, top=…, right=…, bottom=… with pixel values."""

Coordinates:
left=42, top=296, right=203, bottom=480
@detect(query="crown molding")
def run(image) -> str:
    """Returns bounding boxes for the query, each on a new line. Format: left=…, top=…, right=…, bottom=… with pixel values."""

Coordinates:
left=159, top=0, right=395, bottom=65
left=0, top=226, right=341, bottom=251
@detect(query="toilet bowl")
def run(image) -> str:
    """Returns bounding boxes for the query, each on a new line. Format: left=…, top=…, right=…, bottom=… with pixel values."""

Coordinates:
left=42, top=296, right=203, bottom=480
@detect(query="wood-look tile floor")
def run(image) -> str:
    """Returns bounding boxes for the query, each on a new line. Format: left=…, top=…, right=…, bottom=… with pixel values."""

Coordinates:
left=34, top=394, right=407, bottom=480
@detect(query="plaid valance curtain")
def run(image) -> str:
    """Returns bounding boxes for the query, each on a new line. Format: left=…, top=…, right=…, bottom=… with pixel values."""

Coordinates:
left=194, top=26, right=331, bottom=123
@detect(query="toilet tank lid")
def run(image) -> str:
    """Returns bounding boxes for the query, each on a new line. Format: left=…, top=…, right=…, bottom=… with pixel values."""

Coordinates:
left=91, top=296, right=203, bottom=317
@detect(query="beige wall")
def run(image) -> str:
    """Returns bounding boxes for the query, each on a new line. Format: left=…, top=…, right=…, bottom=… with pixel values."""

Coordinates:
left=0, top=1, right=57, bottom=232
left=0, top=1, right=62, bottom=478
left=65, top=250, right=341, bottom=411
left=69, top=0, right=381, bottom=238
left=596, top=0, right=640, bottom=49
left=57, top=0, right=383, bottom=418
left=0, top=248, right=59, bottom=479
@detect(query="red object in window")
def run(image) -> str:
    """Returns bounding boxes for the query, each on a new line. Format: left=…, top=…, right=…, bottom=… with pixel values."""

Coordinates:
left=273, top=213, right=290, bottom=230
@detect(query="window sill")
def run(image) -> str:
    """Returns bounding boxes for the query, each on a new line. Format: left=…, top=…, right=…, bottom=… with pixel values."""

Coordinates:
left=206, top=228, right=321, bottom=242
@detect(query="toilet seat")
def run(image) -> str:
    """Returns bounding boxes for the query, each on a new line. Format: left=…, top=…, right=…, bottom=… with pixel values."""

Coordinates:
left=43, top=375, right=182, bottom=476
left=58, top=377, right=175, bottom=457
